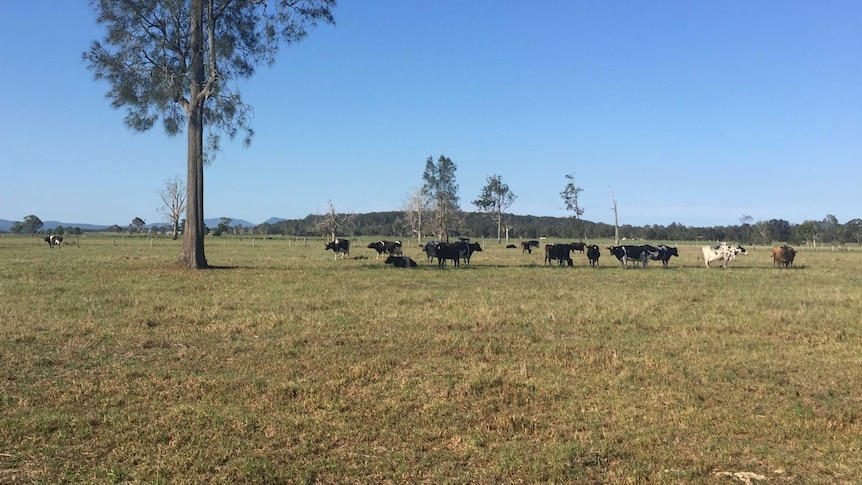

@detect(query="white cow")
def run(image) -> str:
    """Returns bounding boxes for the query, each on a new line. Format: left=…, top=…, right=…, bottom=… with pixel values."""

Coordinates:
left=702, top=242, right=747, bottom=268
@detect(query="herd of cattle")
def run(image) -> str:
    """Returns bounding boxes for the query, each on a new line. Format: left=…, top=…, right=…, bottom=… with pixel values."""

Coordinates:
left=324, top=238, right=798, bottom=269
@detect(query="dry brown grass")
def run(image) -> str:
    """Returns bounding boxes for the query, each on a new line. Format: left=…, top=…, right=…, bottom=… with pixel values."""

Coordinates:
left=1, top=235, right=861, bottom=483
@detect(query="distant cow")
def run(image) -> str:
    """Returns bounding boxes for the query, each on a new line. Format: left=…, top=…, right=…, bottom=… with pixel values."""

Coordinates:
left=44, top=235, right=63, bottom=248
left=432, top=241, right=462, bottom=268
left=506, top=244, right=517, bottom=249
left=570, top=242, right=586, bottom=253
left=422, top=240, right=443, bottom=263
left=544, top=243, right=574, bottom=267
left=384, top=255, right=417, bottom=268
left=586, top=244, right=601, bottom=267
left=701, top=242, right=746, bottom=268
left=608, top=245, right=659, bottom=268
left=772, top=245, right=796, bottom=268
left=650, top=245, right=679, bottom=268
left=367, top=240, right=402, bottom=259
left=324, top=238, right=350, bottom=260
left=521, top=240, right=540, bottom=254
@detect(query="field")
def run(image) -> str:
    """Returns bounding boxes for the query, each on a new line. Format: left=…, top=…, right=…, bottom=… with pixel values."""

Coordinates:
left=2, top=235, right=861, bottom=484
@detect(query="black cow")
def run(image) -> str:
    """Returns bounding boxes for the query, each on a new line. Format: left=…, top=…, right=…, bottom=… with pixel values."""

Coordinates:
left=506, top=244, right=517, bottom=249
left=324, top=238, right=350, bottom=260
left=461, top=242, right=482, bottom=265
left=650, top=245, right=679, bottom=268
left=586, top=244, right=600, bottom=267
left=544, top=243, right=574, bottom=267
left=570, top=242, right=586, bottom=253
left=608, top=245, right=659, bottom=268
left=521, top=240, right=540, bottom=254
left=384, top=255, right=417, bottom=268
left=367, top=240, right=402, bottom=259
left=44, top=235, right=63, bottom=248
left=432, top=242, right=462, bottom=268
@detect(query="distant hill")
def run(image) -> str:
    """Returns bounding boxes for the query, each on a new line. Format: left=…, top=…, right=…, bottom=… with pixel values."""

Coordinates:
left=263, top=217, right=286, bottom=225
left=204, top=217, right=256, bottom=228
left=0, top=219, right=109, bottom=232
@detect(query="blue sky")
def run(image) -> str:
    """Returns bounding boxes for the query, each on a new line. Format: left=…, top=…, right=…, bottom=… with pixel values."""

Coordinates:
left=1, top=1, right=859, bottom=228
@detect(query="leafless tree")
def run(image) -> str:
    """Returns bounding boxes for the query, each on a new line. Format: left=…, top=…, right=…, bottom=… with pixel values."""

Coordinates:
left=158, top=176, right=187, bottom=240
left=404, top=188, right=430, bottom=245
left=314, top=199, right=354, bottom=241
left=609, top=186, right=619, bottom=245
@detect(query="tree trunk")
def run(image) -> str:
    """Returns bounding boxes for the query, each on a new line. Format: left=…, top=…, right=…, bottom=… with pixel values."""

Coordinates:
left=179, top=0, right=207, bottom=269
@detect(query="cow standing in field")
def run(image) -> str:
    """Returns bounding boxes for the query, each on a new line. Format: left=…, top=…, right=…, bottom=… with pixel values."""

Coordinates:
left=324, top=238, right=350, bottom=260
left=367, top=240, right=402, bottom=259
left=422, top=240, right=443, bottom=263
left=521, top=240, right=540, bottom=254
left=461, top=242, right=482, bottom=265
left=608, top=245, right=659, bottom=268
left=545, top=243, right=574, bottom=267
left=432, top=241, right=462, bottom=268
left=44, top=235, right=63, bottom=248
left=586, top=244, right=601, bottom=267
left=772, top=245, right=796, bottom=268
left=650, top=245, right=679, bottom=268
left=570, top=242, right=586, bottom=253
left=701, top=242, right=746, bottom=268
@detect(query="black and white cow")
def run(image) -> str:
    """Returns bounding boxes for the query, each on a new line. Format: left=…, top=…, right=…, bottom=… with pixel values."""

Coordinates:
left=521, top=240, right=540, bottom=254
left=650, top=245, right=679, bottom=268
left=44, top=235, right=63, bottom=248
left=422, top=240, right=443, bottom=263
left=324, top=238, right=350, bottom=260
left=607, top=245, right=659, bottom=268
left=384, top=255, right=417, bottom=268
left=586, top=244, right=601, bottom=267
left=701, top=242, right=746, bottom=268
left=367, top=240, right=402, bottom=259
left=544, top=243, right=574, bottom=267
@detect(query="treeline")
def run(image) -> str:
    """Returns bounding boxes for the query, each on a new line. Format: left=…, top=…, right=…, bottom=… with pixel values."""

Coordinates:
left=251, top=212, right=861, bottom=246
left=10, top=212, right=860, bottom=247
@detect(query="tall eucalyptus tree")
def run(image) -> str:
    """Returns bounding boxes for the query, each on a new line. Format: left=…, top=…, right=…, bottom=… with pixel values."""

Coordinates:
left=85, top=0, right=335, bottom=268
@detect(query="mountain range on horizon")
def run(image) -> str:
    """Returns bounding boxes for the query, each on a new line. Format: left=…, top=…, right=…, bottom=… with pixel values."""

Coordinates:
left=0, top=217, right=284, bottom=232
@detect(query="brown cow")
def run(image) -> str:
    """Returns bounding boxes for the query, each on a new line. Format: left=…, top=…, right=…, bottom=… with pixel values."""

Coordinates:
left=772, top=245, right=796, bottom=268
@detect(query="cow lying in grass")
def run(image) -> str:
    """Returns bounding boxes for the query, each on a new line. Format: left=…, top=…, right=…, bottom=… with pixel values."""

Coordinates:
left=384, top=255, right=417, bottom=268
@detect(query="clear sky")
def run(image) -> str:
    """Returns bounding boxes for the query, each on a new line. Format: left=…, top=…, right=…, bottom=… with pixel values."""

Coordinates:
left=1, top=1, right=859, bottom=228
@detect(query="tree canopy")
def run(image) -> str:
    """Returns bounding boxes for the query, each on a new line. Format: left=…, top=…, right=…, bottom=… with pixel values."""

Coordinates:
left=422, top=155, right=461, bottom=242
left=85, top=0, right=335, bottom=268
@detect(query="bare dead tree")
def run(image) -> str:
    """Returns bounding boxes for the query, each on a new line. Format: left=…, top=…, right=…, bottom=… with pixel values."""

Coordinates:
left=314, top=199, right=354, bottom=241
left=158, top=175, right=187, bottom=240
left=404, top=188, right=430, bottom=245
left=609, top=186, right=619, bottom=245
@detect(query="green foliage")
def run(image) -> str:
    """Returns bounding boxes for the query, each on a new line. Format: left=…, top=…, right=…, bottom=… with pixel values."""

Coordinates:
left=423, top=155, right=462, bottom=240
left=21, top=214, right=43, bottom=235
left=84, top=0, right=335, bottom=151
left=473, top=174, right=516, bottom=242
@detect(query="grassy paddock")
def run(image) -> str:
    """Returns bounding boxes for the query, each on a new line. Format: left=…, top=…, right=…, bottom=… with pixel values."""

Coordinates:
left=1, top=235, right=861, bottom=483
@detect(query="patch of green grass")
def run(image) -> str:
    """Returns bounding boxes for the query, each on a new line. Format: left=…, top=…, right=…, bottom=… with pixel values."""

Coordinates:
left=1, top=235, right=861, bottom=482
